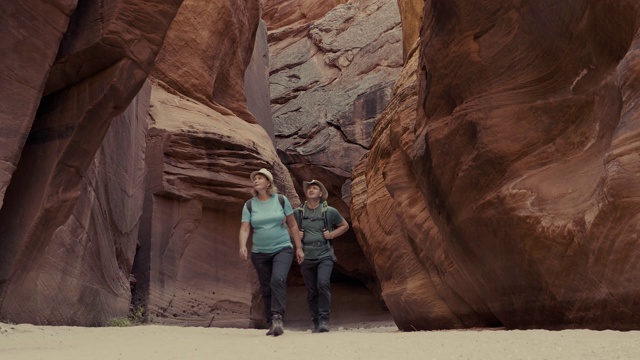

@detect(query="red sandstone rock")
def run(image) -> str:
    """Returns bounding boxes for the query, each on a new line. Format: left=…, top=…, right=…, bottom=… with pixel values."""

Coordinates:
left=137, top=0, right=302, bottom=327
left=0, top=0, right=76, bottom=208
left=244, top=20, right=275, bottom=140
left=352, top=48, right=474, bottom=331
left=151, top=0, right=260, bottom=124
left=0, top=0, right=182, bottom=325
left=354, top=0, right=640, bottom=330
left=397, top=0, right=423, bottom=62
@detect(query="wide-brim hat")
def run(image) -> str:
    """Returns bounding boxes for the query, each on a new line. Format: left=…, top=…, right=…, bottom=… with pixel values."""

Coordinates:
left=303, top=179, right=328, bottom=201
left=250, top=168, right=274, bottom=183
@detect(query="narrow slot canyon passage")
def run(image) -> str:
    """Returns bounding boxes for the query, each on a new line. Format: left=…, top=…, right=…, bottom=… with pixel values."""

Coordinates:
left=263, top=0, right=404, bottom=331
left=285, top=264, right=394, bottom=330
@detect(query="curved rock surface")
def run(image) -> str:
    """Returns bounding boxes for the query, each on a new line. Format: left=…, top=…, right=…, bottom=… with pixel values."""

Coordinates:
left=352, top=47, right=472, bottom=331
left=396, top=0, right=423, bottom=62
left=0, top=0, right=183, bottom=325
left=0, top=0, right=76, bottom=208
left=354, top=0, right=640, bottom=330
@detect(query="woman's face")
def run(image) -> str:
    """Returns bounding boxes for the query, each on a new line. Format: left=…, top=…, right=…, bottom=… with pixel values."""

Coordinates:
left=253, top=174, right=271, bottom=192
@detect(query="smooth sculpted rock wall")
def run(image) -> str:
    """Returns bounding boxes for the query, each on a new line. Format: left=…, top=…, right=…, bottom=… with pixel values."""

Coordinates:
left=354, top=0, right=640, bottom=330
left=0, top=0, right=77, bottom=209
left=23, top=83, right=150, bottom=325
left=135, top=0, right=299, bottom=327
left=352, top=41, right=471, bottom=331
left=0, top=0, right=182, bottom=325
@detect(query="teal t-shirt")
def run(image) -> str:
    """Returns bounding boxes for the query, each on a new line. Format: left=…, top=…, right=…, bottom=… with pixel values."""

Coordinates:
left=293, top=204, right=344, bottom=260
left=242, top=194, right=293, bottom=253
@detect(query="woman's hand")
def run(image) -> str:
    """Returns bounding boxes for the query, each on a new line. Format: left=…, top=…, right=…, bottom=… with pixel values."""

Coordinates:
left=286, top=214, right=304, bottom=263
left=296, top=248, right=305, bottom=264
left=239, top=222, right=251, bottom=261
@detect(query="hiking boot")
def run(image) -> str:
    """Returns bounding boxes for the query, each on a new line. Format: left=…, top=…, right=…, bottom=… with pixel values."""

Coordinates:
left=317, top=319, right=329, bottom=333
left=312, top=321, right=320, bottom=333
left=266, top=322, right=274, bottom=336
left=271, top=314, right=284, bottom=337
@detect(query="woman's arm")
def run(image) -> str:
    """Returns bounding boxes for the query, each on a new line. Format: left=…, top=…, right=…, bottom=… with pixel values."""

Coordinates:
left=286, top=214, right=304, bottom=264
left=239, top=222, right=251, bottom=260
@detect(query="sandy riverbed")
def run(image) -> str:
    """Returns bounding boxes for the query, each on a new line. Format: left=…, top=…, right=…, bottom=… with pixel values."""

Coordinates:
left=1, top=322, right=639, bottom=360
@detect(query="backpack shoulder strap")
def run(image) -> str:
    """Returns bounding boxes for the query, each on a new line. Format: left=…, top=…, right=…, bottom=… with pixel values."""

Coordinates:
left=245, top=199, right=252, bottom=214
left=295, top=204, right=304, bottom=228
left=277, top=194, right=285, bottom=210
left=321, top=201, right=333, bottom=247
left=321, top=201, right=330, bottom=230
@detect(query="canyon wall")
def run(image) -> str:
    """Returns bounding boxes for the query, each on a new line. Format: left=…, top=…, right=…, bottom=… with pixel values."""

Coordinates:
left=0, top=0, right=183, bottom=325
left=353, top=0, right=640, bottom=330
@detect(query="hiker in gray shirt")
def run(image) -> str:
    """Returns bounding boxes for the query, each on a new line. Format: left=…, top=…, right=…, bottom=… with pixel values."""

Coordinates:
left=293, top=180, right=349, bottom=333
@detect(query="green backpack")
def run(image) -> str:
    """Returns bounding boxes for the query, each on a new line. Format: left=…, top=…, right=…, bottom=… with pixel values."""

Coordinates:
left=297, top=201, right=337, bottom=262
left=296, top=201, right=331, bottom=245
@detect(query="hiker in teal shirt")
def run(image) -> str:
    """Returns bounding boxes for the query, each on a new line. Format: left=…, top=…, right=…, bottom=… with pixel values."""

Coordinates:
left=239, top=168, right=303, bottom=337
left=294, top=179, right=349, bottom=333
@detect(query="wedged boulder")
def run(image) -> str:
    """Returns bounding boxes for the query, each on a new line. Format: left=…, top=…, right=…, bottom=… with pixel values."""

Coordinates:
left=355, top=0, right=640, bottom=330
left=0, top=0, right=183, bottom=325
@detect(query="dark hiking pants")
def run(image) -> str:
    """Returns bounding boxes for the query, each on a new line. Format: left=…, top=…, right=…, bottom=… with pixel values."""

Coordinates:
left=251, top=246, right=294, bottom=323
left=300, top=256, right=334, bottom=323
